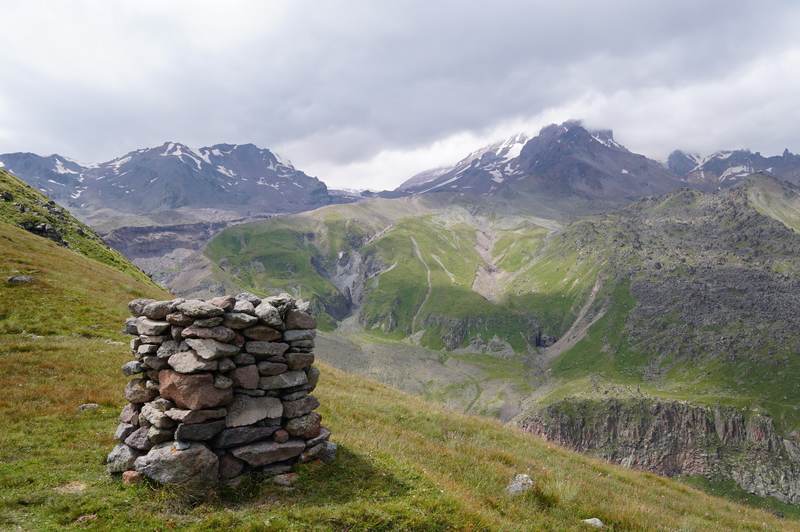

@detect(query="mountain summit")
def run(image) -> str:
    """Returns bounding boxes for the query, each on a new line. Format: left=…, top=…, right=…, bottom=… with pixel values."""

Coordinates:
left=0, top=142, right=333, bottom=216
left=397, top=121, right=683, bottom=206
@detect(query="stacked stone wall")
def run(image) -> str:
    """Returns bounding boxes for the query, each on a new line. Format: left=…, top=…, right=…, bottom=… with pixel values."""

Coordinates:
left=106, top=293, right=334, bottom=486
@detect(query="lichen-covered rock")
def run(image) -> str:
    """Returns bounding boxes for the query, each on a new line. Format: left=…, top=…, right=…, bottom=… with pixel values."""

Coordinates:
left=254, top=302, right=283, bottom=328
left=134, top=442, right=219, bottom=485
left=168, top=350, right=218, bottom=373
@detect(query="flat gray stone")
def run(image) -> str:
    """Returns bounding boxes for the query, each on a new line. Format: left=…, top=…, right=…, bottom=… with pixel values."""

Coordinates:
left=165, top=408, right=226, bottom=424
left=136, top=317, right=170, bottom=336
left=213, top=426, right=279, bottom=448
left=176, top=299, right=224, bottom=319
left=257, top=361, right=288, bottom=376
left=283, top=395, right=319, bottom=418
left=283, top=329, right=315, bottom=342
left=168, top=350, right=218, bottom=373
left=226, top=395, right=283, bottom=427
left=223, top=312, right=259, bottom=329
left=230, top=439, right=305, bottom=467
left=186, top=338, right=239, bottom=360
left=175, top=420, right=226, bottom=441
left=246, top=341, right=289, bottom=357
left=260, top=370, right=307, bottom=390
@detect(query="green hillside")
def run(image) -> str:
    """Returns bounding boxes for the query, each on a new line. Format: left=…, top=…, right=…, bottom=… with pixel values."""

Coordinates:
left=0, top=223, right=795, bottom=528
left=0, top=169, right=156, bottom=285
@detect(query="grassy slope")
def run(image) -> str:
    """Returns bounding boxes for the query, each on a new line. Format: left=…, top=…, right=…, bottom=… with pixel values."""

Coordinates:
left=0, top=169, right=156, bottom=285
left=1, top=213, right=795, bottom=529
left=537, top=182, right=800, bottom=433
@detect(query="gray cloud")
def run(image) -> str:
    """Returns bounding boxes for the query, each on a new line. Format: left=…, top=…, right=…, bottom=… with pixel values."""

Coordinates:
left=1, top=0, right=798, bottom=189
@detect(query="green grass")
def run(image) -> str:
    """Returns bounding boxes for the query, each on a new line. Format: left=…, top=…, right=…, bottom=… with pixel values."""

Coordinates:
left=0, top=169, right=156, bottom=285
left=682, top=475, right=800, bottom=520
left=2, top=207, right=800, bottom=529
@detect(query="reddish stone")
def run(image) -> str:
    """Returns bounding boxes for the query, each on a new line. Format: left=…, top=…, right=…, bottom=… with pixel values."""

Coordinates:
left=158, top=370, right=233, bottom=410
left=273, top=429, right=289, bottom=443
left=230, top=365, right=259, bottom=389
left=122, top=470, right=142, bottom=485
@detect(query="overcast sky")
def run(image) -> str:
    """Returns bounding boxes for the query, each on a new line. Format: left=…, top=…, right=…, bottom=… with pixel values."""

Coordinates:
left=1, top=1, right=799, bottom=189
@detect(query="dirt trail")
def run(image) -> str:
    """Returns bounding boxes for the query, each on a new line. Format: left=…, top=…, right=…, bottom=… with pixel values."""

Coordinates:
left=410, top=236, right=432, bottom=332
left=541, top=278, right=606, bottom=364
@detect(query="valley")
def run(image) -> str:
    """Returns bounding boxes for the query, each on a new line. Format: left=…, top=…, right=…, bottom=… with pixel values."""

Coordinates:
left=5, top=120, right=800, bottom=519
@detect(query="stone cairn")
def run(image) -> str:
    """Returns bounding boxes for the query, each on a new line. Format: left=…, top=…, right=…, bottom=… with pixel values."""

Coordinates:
left=106, top=293, right=334, bottom=486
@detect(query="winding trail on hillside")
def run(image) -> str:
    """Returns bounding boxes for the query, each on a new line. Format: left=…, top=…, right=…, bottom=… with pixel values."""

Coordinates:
left=541, top=277, right=606, bottom=364
left=410, top=236, right=432, bottom=333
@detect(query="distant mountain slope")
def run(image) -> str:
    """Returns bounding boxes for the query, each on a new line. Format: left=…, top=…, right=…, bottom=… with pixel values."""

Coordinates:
left=668, top=148, right=800, bottom=189
left=0, top=142, right=334, bottom=217
left=0, top=168, right=155, bottom=285
left=398, top=122, right=684, bottom=211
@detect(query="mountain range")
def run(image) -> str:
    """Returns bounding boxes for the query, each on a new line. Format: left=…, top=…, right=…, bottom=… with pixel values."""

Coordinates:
left=0, top=142, right=334, bottom=218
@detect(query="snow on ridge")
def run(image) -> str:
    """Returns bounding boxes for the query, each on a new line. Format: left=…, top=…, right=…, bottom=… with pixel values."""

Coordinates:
left=53, top=159, right=78, bottom=174
left=216, top=165, right=237, bottom=178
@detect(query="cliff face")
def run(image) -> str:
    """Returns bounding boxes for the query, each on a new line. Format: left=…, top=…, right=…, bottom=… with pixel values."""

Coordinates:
left=516, top=398, right=800, bottom=504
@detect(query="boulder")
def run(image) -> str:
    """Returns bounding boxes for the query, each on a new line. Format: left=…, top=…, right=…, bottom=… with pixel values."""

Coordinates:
left=226, top=395, right=283, bottom=427
left=124, top=379, right=158, bottom=404
left=168, top=350, right=218, bottom=373
left=223, top=312, right=259, bottom=329
left=285, top=412, right=321, bottom=439
left=124, top=317, right=139, bottom=335
left=158, top=370, right=233, bottom=410
left=230, top=365, right=259, bottom=389
left=177, top=299, right=225, bottom=319
left=283, top=395, right=320, bottom=418
left=213, top=426, right=279, bottom=448
left=134, top=442, right=219, bottom=485
left=136, top=317, right=169, bottom=336
left=246, top=341, right=289, bottom=357
left=582, top=518, right=604, bottom=529
left=319, top=441, right=337, bottom=464
left=254, top=302, right=283, bottom=328
left=175, top=420, right=226, bottom=441
left=185, top=338, right=239, bottom=360
left=260, top=370, right=308, bottom=390
left=284, top=309, right=316, bottom=330
left=209, top=295, right=236, bottom=311
left=505, top=473, right=533, bottom=495
left=106, top=443, right=141, bottom=473
left=230, top=439, right=306, bottom=467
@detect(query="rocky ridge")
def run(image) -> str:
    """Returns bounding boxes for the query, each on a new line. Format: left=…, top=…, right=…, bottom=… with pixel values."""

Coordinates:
left=517, top=398, right=800, bottom=504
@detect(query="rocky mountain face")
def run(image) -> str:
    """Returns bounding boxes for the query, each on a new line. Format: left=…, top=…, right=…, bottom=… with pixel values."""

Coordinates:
left=517, top=398, right=800, bottom=504
left=397, top=122, right=684, bottom=205
left=0, top=142, right=334, bottom=216
left=668, top=148, right=800, bottom=189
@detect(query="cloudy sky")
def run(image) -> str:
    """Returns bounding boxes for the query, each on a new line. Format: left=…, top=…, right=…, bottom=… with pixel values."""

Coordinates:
left=1, top=1, right=799, bottom=189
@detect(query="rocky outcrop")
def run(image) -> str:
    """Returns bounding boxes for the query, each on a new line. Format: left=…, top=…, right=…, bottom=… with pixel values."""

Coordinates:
left=516, top=398, right=800, bottom=504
